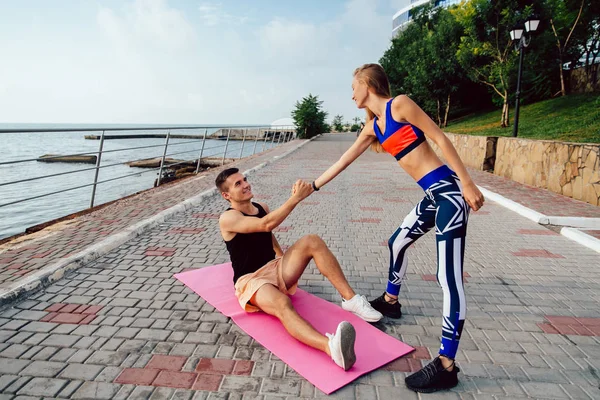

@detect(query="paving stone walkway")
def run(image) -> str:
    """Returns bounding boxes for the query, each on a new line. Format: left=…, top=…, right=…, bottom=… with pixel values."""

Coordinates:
left=0, top=133, right=599, bottom=399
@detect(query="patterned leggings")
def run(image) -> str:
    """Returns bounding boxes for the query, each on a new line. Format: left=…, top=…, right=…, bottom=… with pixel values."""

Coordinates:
left=386, top=173, right=470, bottom=359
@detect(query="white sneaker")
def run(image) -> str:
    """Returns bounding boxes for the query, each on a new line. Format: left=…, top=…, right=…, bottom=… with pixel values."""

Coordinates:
left=342, top=294, right=383, bottom=322
left=326, top=321, right=356, bottom=371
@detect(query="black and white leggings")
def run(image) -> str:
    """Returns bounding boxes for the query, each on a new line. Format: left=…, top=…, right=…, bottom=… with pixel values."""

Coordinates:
left=386, top=168, right=470, bottom=359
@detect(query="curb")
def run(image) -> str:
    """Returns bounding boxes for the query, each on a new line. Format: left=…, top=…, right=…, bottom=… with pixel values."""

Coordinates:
left=561, top=228, right=600, bottom=254
left=477, top=186, right=547, bottom=223
left=478, top=185, right=600, bottom=253
left=0, top=137, right=316, bottom=307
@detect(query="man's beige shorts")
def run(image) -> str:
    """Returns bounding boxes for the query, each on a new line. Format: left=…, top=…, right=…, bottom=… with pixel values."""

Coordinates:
left=234, top=257, right=298, bottom=312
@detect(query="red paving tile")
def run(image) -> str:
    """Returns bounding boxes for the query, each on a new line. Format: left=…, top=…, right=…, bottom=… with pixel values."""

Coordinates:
left=153, top=371, right=197, bottom=389
left=82, top=305, right=103, bottom=315
left=553, top=324, right=579, bottom=335
left=80, top=315, right=97, bottom=325
left=60, top=304, right=79, bottom=313
left=50, top=313, right=87, bottom=324
left=384, top=357, right=422, bottom=373
left=538, top=323, right=560, bottom=334
left=577, top=318, right=600, bottom=327
left=411, top=346, right=431, bottom=360
left=273, top=226, right=292, bottom=232
left=545, top=316, right=579, bottom=325
left=42, top=303, right=103, bottom=324
left=192, top=374, right=223, bottom=391
left=571, top=325, right=595, bottom=336
left=40, top=312, right=59, bottom=322
left=232, top=360, right=254, bottom=376
left=115, top=368, right=160, bottom=385
left=195, top=358, right=235, bottom=375
left=538, top=316, right=600, bottom=336
left=74, top=305, right=89, bottom=313
left=582, top=230, right=600, bottom=240
left=146, top=355, right=188, bottom=371
left=511, top=249, right=564, bottom=258
left=45, top=303, right=66, bottom=312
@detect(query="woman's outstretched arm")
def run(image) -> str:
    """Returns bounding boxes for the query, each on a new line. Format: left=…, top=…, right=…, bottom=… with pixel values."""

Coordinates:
left=313, top=124, right=376, bottom=189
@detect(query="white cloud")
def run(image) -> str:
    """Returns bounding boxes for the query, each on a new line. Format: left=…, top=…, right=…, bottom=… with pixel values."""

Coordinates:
left=198, top=2, right=248, bottom=27
left=0, top=0, right=394, bottom=125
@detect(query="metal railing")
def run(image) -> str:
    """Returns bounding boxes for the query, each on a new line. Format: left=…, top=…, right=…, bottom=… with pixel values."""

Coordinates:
left=0, top=124, right=296, bottom=237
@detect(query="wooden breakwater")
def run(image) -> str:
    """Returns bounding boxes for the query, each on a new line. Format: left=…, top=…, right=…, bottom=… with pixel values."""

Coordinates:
left=37, top=154, right=97, bottom=164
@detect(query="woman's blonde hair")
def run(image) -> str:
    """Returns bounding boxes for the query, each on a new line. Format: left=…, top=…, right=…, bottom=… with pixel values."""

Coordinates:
left=353, top=63, right=391, bottom=153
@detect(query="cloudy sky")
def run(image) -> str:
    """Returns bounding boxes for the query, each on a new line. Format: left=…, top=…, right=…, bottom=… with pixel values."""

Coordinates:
left=0, top=0, right=409, bottom=125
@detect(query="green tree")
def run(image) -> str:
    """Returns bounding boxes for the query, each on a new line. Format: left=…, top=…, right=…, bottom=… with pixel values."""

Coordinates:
left=545, top=0, right=589, bottom=95
left=455, top=0, right=524, bottom=127
left=332, top=115, right=344, bottom=132
left=291, top=94, right=329, bottom=138
left=381, top=4, right=469, bottom=126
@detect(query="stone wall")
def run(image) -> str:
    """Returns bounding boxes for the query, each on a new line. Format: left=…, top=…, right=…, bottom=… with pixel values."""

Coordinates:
left=431, top=132, right=497, bottom=171
left=432, top=132, right=600, bottom=206
left=494, top=138, right=600, bottom=206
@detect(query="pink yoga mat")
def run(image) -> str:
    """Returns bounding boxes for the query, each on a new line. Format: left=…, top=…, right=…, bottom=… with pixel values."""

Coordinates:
left=174, top=263, right=413, bottom=394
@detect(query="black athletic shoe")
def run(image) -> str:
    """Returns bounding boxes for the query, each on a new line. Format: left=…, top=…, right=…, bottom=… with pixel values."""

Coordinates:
left=405, top=356, right=460, bottom=393
left=369, top=292, right=402, bottom=319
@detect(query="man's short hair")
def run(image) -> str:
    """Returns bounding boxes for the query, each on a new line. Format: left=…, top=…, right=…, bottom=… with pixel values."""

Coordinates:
left=215, top=168, right=240, bottom=192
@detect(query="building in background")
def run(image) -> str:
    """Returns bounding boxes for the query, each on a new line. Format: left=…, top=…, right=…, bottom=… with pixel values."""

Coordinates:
left=392, top=0, right=462, bottom=37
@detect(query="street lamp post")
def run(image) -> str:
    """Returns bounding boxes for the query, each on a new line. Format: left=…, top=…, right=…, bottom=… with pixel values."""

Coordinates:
left=510, top=17, right=540, bottom=138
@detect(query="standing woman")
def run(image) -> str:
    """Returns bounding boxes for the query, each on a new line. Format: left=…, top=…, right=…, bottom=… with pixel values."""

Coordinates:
left=311, top=64, right=484, bottom=393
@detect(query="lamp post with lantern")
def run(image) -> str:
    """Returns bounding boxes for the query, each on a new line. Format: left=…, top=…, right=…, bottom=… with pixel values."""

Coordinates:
left=510, top=17, right=540, bottom=137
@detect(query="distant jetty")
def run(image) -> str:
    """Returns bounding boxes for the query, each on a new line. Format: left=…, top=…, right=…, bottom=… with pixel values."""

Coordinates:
left=84, top=128, right=295, bottom=141
left=37, top=154, right=97, bottom=164
left=84, top=134, right=206, bottom=140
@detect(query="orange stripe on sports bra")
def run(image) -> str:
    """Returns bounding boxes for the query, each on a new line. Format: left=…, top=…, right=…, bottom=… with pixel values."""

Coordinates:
left=381, top=125, right=417, bottom=156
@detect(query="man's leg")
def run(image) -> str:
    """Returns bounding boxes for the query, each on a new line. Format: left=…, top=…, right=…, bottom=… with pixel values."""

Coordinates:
left=251, top=283, right=329, bottom=353
left=280, top=234, right=382, bottom=322
left=280, top=234, right=355, bottom=300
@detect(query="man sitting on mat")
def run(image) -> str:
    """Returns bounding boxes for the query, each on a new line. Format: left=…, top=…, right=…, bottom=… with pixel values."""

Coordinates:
left=216, top=168, right=382, bottom=371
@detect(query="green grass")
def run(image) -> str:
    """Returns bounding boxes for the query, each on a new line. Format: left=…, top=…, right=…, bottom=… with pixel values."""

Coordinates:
left=445, top=93, right=600, bottom=143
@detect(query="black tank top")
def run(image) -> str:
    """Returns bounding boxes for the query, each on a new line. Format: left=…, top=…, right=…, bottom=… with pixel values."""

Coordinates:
left=225, top=203, right=276, bottom=283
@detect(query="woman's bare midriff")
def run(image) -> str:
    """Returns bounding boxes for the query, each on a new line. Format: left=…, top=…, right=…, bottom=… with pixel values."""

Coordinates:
left=397, top=141, right=445, bottom=182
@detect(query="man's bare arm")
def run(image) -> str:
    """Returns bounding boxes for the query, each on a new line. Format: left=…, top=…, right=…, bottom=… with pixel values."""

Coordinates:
left=219, top=180, right=313, bottom=235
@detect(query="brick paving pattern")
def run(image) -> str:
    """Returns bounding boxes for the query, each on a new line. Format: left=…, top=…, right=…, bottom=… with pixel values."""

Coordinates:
left=0, top=133, right=599, bottom=399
